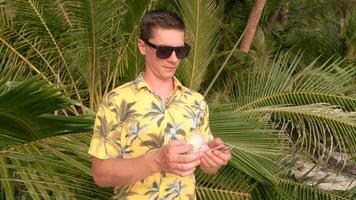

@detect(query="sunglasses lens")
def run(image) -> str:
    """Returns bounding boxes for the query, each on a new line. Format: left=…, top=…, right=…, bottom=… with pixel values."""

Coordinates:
left=175, top=45, right=190, bottom=59
left=154, top=44, right=191, bottom=59
left=156, top=47, right=173, bottom=59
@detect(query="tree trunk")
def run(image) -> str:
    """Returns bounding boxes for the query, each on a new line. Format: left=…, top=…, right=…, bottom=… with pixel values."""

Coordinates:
left=281, top=2, right=289, bottom=26
left=239, top=0, right=267, bottom=53
left=265, top=10, right=279, bottom=31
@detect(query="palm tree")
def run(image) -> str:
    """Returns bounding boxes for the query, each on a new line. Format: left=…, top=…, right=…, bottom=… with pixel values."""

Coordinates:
left=239, top=0, right=267, bottom=53
left=0, top=0, right=155, bottom=199
left=261, top=0, right=356, bottom=64
left=0, top=78, right=111, bottom=199
left=0, top=0, right=355, bottom=199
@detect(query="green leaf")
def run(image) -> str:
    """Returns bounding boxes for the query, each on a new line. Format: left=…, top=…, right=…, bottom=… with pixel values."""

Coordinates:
left=196, top=165, right=253, bottom=200
left=175, top=0, right=222, bottom=90
left=0, top=77, right=93, bottom=146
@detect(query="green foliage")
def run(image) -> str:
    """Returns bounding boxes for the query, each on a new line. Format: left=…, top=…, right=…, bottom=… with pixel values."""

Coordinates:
left=218, top=52, right=356, bottom=164
left=0, top=77, right=109, bottom=199
left=0, top=0, right=355, bottom=199
left=174, top=0, right=222, bottom=91
left=195, top=165, right=254, bottom=200
left=0, top=77, right=93, bottom=147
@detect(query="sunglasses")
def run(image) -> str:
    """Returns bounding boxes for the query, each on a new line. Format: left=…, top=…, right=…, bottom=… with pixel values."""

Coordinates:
left=142, top=39, right=191, bottom=59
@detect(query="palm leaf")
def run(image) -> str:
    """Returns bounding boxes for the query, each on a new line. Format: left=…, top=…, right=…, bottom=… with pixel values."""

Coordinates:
left=0, top=0, right=83, bottom=114
left=282, top=1, right=346, bottom=62
left=0, top=157, right=14, bottom=200
left=276, top=178, right=354, bottom=200
left=1, top=0, right=156, bottom=110
left=0, top=77, right=93, bottom=147
left=209, top=110, right=288, bottom=185
left=109, top=0, right=156, bottom=87
left=0, top=77, right=103, bottom=197
left=62, top=0, right=120, bottom=108
left=226, top=53, right=356, bottom=112
left=0, top=78, right=108, bottom=199
left=175, top=0, right=222, bottom=91
left=195, top=165, right=254, bottom=200
left=343, top=9, right=356, bottom=60
left=0, top=46, right=27, bottom=94
left=220, top=51, right=356, bottom=163
left=1, top=133, right=113, bottom=199
left=249, top=104, right=356, bottom=162
left=252, top=177, right=355, bottom=200
left=0, top=76, right=112, bottom=199
left=6, top=0, right=81, bottom=104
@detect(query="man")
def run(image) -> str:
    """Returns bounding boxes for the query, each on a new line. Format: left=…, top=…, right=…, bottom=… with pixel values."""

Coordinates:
left=88, top=10, right=231, bottom=200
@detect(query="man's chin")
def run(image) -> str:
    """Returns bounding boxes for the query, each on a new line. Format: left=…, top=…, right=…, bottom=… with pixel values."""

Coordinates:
left=162, top=70, right=176, bottom=78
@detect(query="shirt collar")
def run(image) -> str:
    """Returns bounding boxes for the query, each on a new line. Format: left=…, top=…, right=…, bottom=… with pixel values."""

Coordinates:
left=134, top=72, right=184, bottom=92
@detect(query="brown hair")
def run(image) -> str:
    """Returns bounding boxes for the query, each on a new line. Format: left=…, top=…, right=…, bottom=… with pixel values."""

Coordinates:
left=140, top=10, right=185, bottom=41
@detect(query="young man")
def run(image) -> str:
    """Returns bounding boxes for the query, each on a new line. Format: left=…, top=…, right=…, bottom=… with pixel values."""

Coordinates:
left=88, top=10, right=231, bottom=199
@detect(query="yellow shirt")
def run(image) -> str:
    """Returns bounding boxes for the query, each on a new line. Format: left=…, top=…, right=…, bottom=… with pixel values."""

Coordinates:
left=88, top=73, right=213, bottom=200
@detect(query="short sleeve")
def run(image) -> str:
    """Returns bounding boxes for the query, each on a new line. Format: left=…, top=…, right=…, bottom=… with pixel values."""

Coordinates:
left=199, top=101, right=214, bottom=142
left=88, top=101, right=122, bottom=159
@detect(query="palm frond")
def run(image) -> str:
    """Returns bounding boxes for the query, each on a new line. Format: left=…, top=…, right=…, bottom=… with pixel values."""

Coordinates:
left=0, top=1, right=84, bottom=114
left=228, top=52, right=356, bottom=112
left=63, top=0, right=119, bottom=108
left=276, top=178, right=353, bottom=200
left=0, top=157, right=14, bottom=200
left=175, top=0, right=222, bottom=91
left=63, top=0, right=155, bottom=106
left=210, top=110, right=288, bottom=157
left=249, top=104, right=356, bottom=162
left=0, top=29, right=50, bottom=84
left=0, top=77, right=93, bottom=146
left=343, top=9, right=356, bottom=60
left=195, top=165, right=254, bottom=200
left=11, top=0, right=81, bottom=103
left=0, top=133, right=113, bottom=199
left=283, top=1, right=347, bottom=62
left=209, top=110, right=288, bottom=184
left=0, top=76, right=113, bottom=199
left=110, top=0, right=155, bottom=85
left=0, top=46, right=27, bottom=94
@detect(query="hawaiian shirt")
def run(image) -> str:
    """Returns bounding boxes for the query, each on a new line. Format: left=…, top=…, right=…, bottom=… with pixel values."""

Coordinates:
left=88, top=73, right=213, bottom=200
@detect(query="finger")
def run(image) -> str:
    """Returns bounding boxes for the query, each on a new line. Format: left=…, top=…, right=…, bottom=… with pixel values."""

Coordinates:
left=169, top=140, right=187, bottom=146
left=173, top=153, right=200, bottom=163
left=198, top=144, right=210, bottom=153
left=202, top=153, right=218, bottom=168
left=208, top=138, right=224, bottom=148
left=172, top=167, right=196, bottom=177
left=171, top=159, right=200, bottom=171
left=185, top=167, right=197, bottom=176
left=205, top=151, right=226, bottom=166
left=212, top=150, right=231, bottom=165
left=208, top=144, right=225, bottom=152
left=212, top=149, right=230, bottom=158
left=168, top=144, right=193, bottom=154
left=214, top=138, right=223, bottom=144
left=200, top=155, right=212, bottom=168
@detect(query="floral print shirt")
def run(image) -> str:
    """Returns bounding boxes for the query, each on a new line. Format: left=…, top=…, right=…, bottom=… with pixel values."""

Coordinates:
left=88, top=73, right=213, bottom=200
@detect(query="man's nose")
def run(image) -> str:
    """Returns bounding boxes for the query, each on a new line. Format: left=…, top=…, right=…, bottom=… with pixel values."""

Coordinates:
left=167, top=51, right=179, bottom=62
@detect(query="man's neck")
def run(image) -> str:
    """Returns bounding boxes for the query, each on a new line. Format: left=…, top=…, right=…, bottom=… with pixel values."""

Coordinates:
left=142, top=71, right=174, bottom=92
left=142, top=71, right=175, bottom=102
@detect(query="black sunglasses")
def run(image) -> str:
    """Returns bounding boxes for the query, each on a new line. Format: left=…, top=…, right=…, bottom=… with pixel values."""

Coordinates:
left=142, top=39, right=191, bottom=59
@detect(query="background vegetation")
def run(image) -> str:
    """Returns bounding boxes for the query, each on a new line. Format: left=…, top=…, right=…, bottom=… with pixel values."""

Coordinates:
left=0, top=0, right=355, bottom=199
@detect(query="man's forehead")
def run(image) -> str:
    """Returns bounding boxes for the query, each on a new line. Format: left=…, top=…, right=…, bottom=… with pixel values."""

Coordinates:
left=150, top=27, right=185, bottom=38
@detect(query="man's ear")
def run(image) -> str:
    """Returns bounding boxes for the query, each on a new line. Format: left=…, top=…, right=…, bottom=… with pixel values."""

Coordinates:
left=138, top=39, right=146, bottom=55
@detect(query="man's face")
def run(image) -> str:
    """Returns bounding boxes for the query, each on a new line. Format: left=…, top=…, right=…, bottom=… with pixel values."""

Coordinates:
left=138, top=27, right=185, bottom=80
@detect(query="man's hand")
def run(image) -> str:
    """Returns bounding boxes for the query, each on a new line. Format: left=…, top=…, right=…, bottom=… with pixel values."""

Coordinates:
left=154, top=140, right=200, bottom=177
left=199, top=138, right=231, bottom=175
